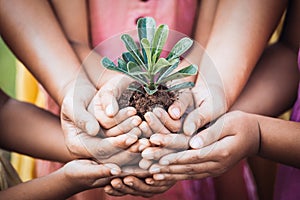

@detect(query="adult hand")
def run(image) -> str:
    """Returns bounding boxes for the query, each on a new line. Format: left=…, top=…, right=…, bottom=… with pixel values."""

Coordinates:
left=147, top=111, right=260, bottom=181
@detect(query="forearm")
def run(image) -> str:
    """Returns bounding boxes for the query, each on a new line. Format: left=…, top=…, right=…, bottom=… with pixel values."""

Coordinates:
left=0, top=168, right=79, bottom=200
left=200, top=0, right=287, bottom=109
left=231, top=42, right=299, bottom=116
left=50, top=0, right=120, bottom=89
left=0, top=0, right=87, bottom=105
left=0, top=98, right=74, bottom=163
left=252, top=114, right=300, bottom=168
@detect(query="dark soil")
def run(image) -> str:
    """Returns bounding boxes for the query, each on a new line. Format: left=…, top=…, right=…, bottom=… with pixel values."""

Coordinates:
left=119, top=83, right=177, bottom=120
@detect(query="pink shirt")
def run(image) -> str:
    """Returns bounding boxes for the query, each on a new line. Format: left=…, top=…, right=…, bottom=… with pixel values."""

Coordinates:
left=89, top=0, right=198, bottom=47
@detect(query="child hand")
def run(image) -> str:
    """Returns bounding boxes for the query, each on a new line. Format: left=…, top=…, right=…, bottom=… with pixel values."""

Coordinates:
left=62, top=159, right=121, bottom=189
left=147, top=111, right=260, bottom=181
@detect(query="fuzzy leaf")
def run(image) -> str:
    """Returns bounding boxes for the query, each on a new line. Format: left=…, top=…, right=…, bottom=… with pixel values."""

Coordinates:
left=167, top=82, right=195, bottom=91
left=151, top=24, right=169, bottom=63
left=152, top=58, right=172, bottom=74
left=121, top=34, right=147, bottom=70
left=138, top=17, right=156, bottom=64
left=102, top=57, right=147, bottom=85
left=144, top=86, right=158, bottom=95
left=117, top=58, right=127, bottom=71
left=158, top=64, right=198, bottom=84
left=156, top=59, right=179, bottom=83
left=122, top=52, right=137, bottom=64
left=137, top=17, right=156, bottom=43
left=166, top=37, right=193, bottom=61
left=141, top=38, right=152, bottom=69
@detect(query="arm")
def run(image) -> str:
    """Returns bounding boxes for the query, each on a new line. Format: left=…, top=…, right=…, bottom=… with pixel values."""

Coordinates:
left=0, top=160, right=120, bottom=200
left=183, top=0, right=288, bottom=135
left=0, top=91, right=73, bottom=162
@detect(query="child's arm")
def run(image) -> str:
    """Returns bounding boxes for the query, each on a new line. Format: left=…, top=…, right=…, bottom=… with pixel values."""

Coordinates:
left=0, top=89, right=74, bottom=162
left=0, top=160, right=120, bottom=200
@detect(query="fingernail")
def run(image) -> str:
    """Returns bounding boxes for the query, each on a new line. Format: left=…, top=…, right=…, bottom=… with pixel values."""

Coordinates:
left=127, top=108, right=136, bottom=116
left=153, top=109, right=162, bottom=118
left=125, top=181, right=133, bottom=187
left=85, top=121, right=98, bottom=136
left=185, top=122, right=196, bottom=135
left=160, top=159, right=169, bottom=165
left=150, top=135, right=162, bottom=146
left=154, top=174, right=165, bottom=180
left=190, top=136, right=203, bottom=149
left=110, top=168, right=121, bottom=175
left=132, top=118, right=140, bottom=126
left=150, top=166, right=160, bottom=174
left=146, top=178, right=154, bottom=185
left=126, top=135, right=137, bottom=145
left=171, top=107, right=181, bottom=118
left=106, top=104, right=114, bottom=116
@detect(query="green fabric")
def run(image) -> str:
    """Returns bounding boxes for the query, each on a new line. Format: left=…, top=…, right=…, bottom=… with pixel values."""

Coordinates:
left=0, top=38, right=16, bottom=98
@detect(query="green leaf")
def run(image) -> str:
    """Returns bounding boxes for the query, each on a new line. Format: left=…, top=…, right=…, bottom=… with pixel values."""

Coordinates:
left=138, top=17, right=156, bottom=65
left=158, top=64, right=198, bottom=84
left=137, top=17, right=156, bottom=43
left=117, top=58, right=127, bottom=71
left=152, top=58, right=172, bottom=74
left=122, top=52, right=137, bottom=64
left=144, top=86, right=158, bottom=95
left=167, top=82, right=195, bottom=91
left=156, top=59, right=179, bottom=83
left=121, top=34, right=147, bottom=70
left=151, top=24, right=169, bottom=63
left=101, top=57, right=147, bottom=85
left=141, top=38, right=152, bottom=69
left=166, top=37, right=193, bottom=61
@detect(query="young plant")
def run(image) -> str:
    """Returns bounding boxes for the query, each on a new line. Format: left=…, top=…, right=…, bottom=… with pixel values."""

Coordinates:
left=101, top=17, right=198, bottom=95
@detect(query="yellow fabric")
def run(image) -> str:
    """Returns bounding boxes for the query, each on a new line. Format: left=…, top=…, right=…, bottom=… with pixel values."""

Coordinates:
left=10, top=61, right=46, bottom=181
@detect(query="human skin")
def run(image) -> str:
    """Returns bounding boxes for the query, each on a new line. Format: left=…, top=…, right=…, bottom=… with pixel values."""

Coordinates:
left=0, top=89, right=121, bottom=200
left=0, top=0, right=141, bottom=164
left=144, top=0, right=300, bottom=182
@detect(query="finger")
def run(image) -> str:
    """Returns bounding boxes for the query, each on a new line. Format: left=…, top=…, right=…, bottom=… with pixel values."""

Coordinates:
left=145, top=177, right=175, bottom=187
left=98, top=88, right=119, bottom=117
left=144, top=112, right=170, bottom=134
left=150, top=161, right=217, bottom=175
left=123, top=176, right=174, bottom=194
left=153, top=107, right=182, bottom=133
left=150, top=133, right=190, bottom=149
left=168, top=90, right=194, bottom=120
left=153, top=172, right=210, bottom=181
left=129, top=138, right=151, bottom=153
left=142, top=147, right=175, bottom=160
left=62, top=98, right=99, bottom=136
left=84, top=131, right=138, bottom=160
left=101, top=150, right=141, bottom=167
left=104, top=185, right=125, bottom=196
left=92, top=107, right=137, bottom=129
left=110, top=178, right=154, bottom=197
left=121, top=165, right=150, bottom=178
left=158, top=143, right=220, bottom=166
left=183, top=84, right=227, bottom=136
left=139, top=121, right=153, bottom=138
left=189, top=116, right=226, bottom=149
left=105, top=115, right=142, bottom=137
left=139, top=158, right=154, bottom=170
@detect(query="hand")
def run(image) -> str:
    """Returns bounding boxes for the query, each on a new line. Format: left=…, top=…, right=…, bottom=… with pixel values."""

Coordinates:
left=104, top=176, right=175, bottom=197
left=147, top=111, right=260, bottom=181
left=63, top=159, right=121, bottom=189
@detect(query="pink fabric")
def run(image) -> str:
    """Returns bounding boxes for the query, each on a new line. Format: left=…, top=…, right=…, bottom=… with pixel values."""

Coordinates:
left=274, top=49, right=300, bottom=200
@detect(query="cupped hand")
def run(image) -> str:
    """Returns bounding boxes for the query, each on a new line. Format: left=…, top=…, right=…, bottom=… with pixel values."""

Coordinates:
left=147, top=111, right=260, bottom=181
left=63, top=159, right=121, bottom=189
